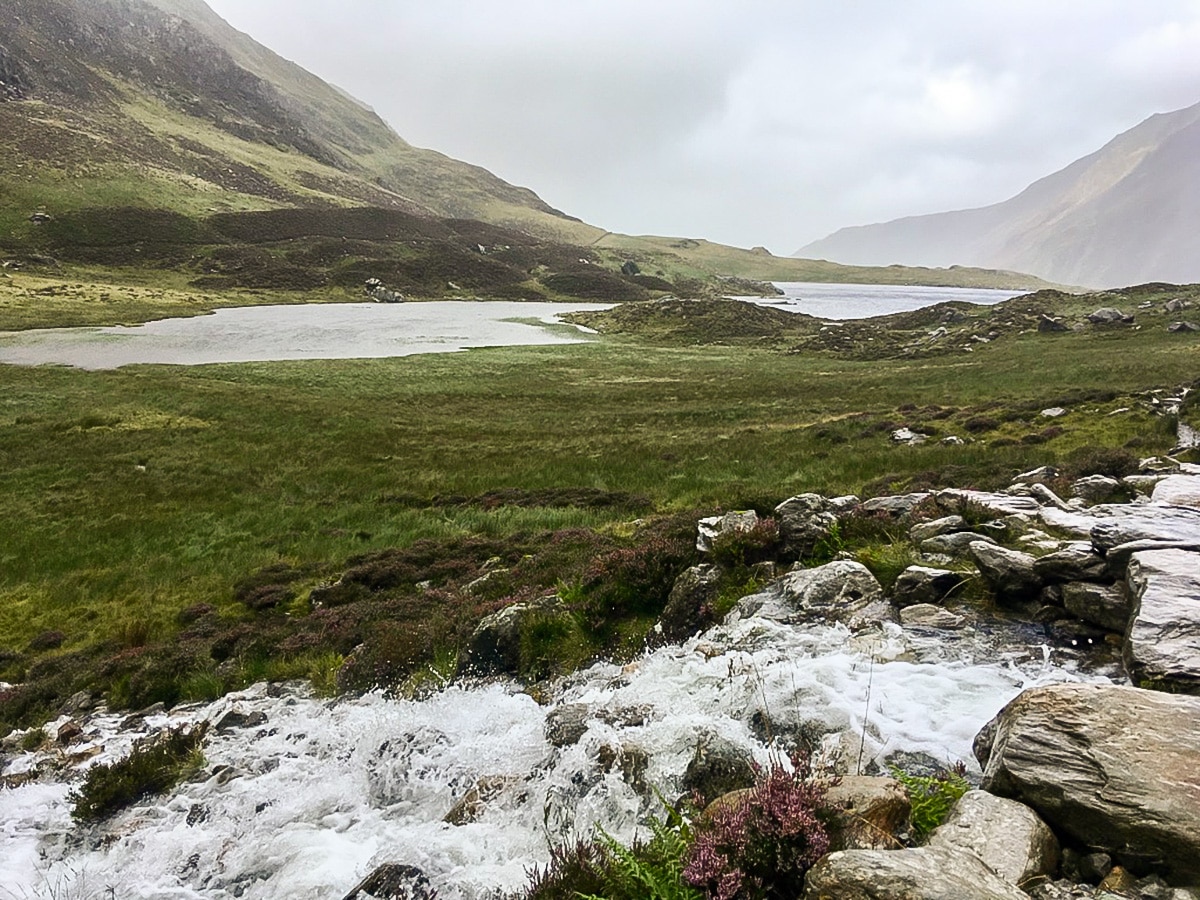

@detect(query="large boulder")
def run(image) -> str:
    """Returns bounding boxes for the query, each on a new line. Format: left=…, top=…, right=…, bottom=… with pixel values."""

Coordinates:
left=1152, top=474, right=1200, bottom=508
left=732, top=561, right=890, bottom=628
left=803, top=845, right=1029, bottom=899
left=341, top=863, right=435, bottom=900
left=681, top=735, right=755, bottom=807
left=969, top=542, right=1043, bottom=603
left=976, top=683, right=1200, bottom=881
left=928, top=790, right=1059, bottom=885
left=1124, top=549, right=1200, bottom=693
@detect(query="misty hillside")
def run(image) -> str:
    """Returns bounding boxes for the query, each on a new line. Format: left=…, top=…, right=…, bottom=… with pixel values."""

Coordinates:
left=0, top=0, right=601, bottom=242
left=796, top=100, right=1200, bottom=288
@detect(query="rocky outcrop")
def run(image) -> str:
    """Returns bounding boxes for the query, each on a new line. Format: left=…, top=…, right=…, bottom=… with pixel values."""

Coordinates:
left=1032, top=545, right=1109, bottom=583
left=1124, top=549, right=1200, bottom=693
left=681, top=734, right=755, bottom=806
left=341, top=863, right=435, bottom=900
left=457, top=595, right=563, bottom=676
left=976, top=683, right=1200, bottom=881
left=928, top=790, right=1059, bottom=886
left=732, top=560, right=891, bottom=628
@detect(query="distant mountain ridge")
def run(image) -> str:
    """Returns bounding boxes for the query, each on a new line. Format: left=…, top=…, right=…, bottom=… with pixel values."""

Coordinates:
left=796, top=100, right=1200, bottom=288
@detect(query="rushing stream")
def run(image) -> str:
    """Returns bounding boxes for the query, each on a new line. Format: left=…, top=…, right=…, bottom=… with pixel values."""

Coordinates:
left=1, top=615, right=1114, bottom=899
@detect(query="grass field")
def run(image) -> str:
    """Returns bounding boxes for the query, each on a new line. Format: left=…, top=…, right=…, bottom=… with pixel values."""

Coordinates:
left=0, top=284, right=1195, bottom=730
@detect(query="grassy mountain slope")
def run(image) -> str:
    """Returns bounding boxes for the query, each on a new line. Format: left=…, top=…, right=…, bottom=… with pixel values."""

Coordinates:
left=797, top=101, right=1200, bottom=288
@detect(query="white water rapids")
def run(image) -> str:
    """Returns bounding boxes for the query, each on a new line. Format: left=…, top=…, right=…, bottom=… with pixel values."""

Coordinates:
left=1, top=616, right=1114, bottom=900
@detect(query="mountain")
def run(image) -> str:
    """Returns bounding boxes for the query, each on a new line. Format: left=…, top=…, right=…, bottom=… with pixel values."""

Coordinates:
left=795, top=101, right=1200, bottom=288
left=0, top=0, right=602, bottom=243
left=0, top=0, right=1056, bottom=296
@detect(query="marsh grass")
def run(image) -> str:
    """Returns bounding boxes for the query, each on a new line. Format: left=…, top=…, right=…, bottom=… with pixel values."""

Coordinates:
left=0, top=311, right=1193, bottom=728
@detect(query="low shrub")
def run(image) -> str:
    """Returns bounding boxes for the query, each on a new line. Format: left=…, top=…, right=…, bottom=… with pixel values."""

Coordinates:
left=709, top=519, right=780, bottom=571
left=69, top=724, right=207, bottom=822
left=888, top=762, right=970, bottom=843
left=856, top=543, right=916, bottom=591
left=683, top=754, right=834, bottom=900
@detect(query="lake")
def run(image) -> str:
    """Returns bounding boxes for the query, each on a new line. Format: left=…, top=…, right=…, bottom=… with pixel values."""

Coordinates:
left=0, top=283, right=1028, bottom=369
left=750, top=281, right=1026, bottom=319
left=0, top=301, right=612, bottom=370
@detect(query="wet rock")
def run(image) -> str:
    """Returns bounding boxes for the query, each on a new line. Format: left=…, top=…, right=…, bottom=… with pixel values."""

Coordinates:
left=969, top=542, right=1043, bottom=603
left=697, top=509, right=759, bottom=552
left=544, top=703, right=591, bottom=747
left=341, top=863, right=435, bottom=900
left=652, top=564, right=721, bottom=645
left=55, top=720, right=82, bottom=745
left=921, top=530, right=998, bottom=556
left=681, top=734, right=755, bottom=806
left=1061, top=581, right=1129, bottom=633
left=892, top=566, right=965, bottom=607
left=214, top=709, right=268, bottom=732
left=596, top=741, right=648, bottom=791
left=444, top=775, right=521, bottom=825
left=1033, top=545, right=1110, bottom=583
left=458, top=594, right=562, bottom=676
left=732, top=560, right=890, bottom=628
left=775, top=493, right=840, bottom=558
left=1071, top=475, right=1124, bottom=504
left=803, top=845, right=1029, bottom=899
left=929, top=790, right=1059, bottom=885
left=976, top=683, right=1200, bottom=881
left=1124, top=549, right=1200, bottom=693
left=899, top=603, right=966, bottom=629
left=823, top=776, right=911, bottom=851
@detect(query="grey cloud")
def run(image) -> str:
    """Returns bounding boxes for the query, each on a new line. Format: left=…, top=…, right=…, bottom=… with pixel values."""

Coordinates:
left=205, top=0, right=1200, bottom=252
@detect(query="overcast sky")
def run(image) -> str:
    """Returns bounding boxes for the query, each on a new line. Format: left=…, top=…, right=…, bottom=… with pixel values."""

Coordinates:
left=203, top=1, right=1200, bottom=254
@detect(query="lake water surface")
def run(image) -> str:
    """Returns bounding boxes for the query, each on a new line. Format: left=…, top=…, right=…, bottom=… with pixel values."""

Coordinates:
left=752, top=281, right=1026, bottom=319
left=0, top=283, right=1027, bottom=369
left=0, top=301, right=612, bottom=370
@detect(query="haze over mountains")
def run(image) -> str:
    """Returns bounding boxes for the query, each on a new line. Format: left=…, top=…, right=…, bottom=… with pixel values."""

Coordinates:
left=797, top=100, right=1200, bottom=288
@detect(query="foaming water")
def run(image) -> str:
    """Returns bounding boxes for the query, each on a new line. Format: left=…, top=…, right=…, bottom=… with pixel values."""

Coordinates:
left=2, top=618, right=1112, bottom=899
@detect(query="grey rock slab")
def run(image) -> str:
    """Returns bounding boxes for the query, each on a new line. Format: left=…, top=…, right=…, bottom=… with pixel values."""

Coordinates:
left=977, top=683, right=1200, bottom=881
left=803, top=845, right=1029, bottom=899
left=929, top=790, right=1059, bottom=885
left=909, top=516, right=966, bottom=543
left=1071, top=475, right=1123, bottom=503
left=653, top=564, right=721, bottom=644
left=1152, top=475, right=1200, bottom=508
left=936, top=489, right=1044, bottom=517
left=1125, top=549, right=1200, bottom=693
left=892, top=566, right=965, bottom=607
left=921, top=531, right=997, bottom=556
left=1033, top=545, right=1109, bottom=583
left=1084, top=505, right=1200, bottom=553
left=862, top=493, right=931, bottom=515
left=969, top=542, right=1043, bottom=603
left=899, top=604, right=966, bottom=629
left=1061, top=581, right=1130, bottom=633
